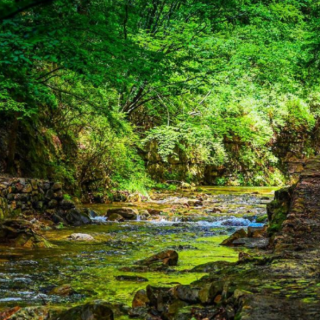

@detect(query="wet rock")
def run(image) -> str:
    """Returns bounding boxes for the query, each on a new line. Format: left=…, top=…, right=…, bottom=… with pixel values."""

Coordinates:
left=64, top=208, right=91, bottom=226
left=106, top=207, right=138, bottom=220
left=132, top=289, right=150, bottom=308
left=221, top=229, right=247, bottom=246
left=57, top=302, right=114, bottom=320
left=139, top=209, right=151, bottom=220
left=0, top=219, right=52, bottom=248
left=138, top=250, right=179, bottom=266
left=232, top=237, right=269, bottom=249
left=108, top=213, right=124, bottom=222
left=115, top=275, right=148, bottom=282
left=69, top=233, right=95, bottom=241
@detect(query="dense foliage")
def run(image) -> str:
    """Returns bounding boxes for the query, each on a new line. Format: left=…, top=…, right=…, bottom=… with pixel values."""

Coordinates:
left=0, top=0, right=320, bottom=195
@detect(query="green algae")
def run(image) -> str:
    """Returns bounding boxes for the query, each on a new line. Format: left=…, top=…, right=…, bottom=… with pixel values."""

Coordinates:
left=0, top=222, right=241, bottom=309
left=0, top=186, right=276, bottom=315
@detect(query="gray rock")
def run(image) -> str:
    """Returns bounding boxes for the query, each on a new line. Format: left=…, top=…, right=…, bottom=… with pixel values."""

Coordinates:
left=69, top=233, right=95, bottom=241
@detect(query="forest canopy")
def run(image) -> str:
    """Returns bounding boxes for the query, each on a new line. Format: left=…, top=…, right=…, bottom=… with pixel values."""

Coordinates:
left=1, top=0, right=320, bottom=195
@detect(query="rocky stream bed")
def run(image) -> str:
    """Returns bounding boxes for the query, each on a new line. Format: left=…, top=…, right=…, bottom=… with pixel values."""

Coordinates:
left=0, top=186, right=276, bottom=319
left=1, top=163, right=320, bottom=320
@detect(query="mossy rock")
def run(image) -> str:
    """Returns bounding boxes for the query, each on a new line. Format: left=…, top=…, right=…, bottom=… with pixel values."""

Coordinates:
left=221, top=229, right=247, bottom=246
left=0, top=219, right=52, bottom=248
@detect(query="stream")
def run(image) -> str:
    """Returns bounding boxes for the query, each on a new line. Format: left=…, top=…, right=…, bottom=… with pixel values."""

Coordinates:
left=0, top=186, right=277, bottom=318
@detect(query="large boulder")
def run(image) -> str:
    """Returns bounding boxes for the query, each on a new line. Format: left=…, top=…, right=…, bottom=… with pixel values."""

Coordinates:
left=57, top=302, right=114, bottom=320
left=108, top=213, right=124, bottom=222
left=106, top=208, right=138, bottom=220
left=0, top=219, right=52, bottom=248
left=58, top=208, right=91, bottom=226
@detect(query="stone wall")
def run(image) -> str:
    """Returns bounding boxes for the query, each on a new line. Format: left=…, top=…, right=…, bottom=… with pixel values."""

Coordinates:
left=0, top=177, right=92, bottom=226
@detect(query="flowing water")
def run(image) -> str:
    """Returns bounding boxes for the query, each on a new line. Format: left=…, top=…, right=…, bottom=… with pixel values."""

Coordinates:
left=0, top=186, right=277, bottom=317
